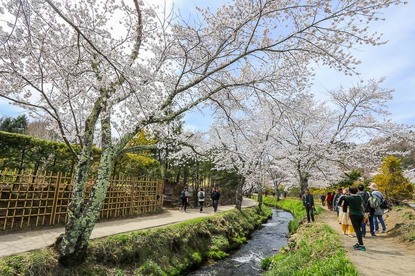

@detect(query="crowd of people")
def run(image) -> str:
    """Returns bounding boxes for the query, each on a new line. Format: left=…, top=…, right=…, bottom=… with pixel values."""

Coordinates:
left=303, top=182, right=388, bottom=252
left=180, top=187, right=221, bottom=213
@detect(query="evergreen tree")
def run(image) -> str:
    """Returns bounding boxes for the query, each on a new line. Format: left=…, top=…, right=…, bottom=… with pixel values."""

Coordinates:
left=0, top=115, right=28, bottom=133
left=373, top=156, right=414, bottom=200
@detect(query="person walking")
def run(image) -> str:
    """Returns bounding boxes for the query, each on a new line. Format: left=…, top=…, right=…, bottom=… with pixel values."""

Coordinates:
left=320, top=194, right=326, bottom=206
left=180, top=187, right=189, bottom=212
left=357, top=184, right=370, bottom=237
left=198, top=188, right=206, bottom=212
left=369, top=183, right=387, bottom=234
left=345, top=186, right=366, bottom=251
left=302, top=189, right=315, bottom=224
left=332, top=188, right=343, bottom=218
left=211, top=187, right=221, bottom=212
left=326, top=192, right=333, bottom=210
left=338, top=188, right=354, bottom=236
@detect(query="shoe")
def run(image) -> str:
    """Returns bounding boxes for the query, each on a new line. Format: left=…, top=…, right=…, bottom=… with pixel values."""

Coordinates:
left=348, top=234, right=354, bottom=238
left=354, top=245, right=366, bottom=251
left=353, top=243, right=360, bottom=249
left=370, top=233, right=376, bottom=236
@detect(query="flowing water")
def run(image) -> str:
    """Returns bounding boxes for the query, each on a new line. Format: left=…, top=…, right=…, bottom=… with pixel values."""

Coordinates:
left=187, top=208, right=293, bottom=276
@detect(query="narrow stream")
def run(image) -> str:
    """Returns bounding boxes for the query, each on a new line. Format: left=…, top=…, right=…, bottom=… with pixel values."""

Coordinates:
left=187, top=208, right=293, bottom=276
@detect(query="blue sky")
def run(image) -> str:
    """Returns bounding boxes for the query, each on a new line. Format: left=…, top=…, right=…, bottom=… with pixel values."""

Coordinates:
left=1, top=1, right=414, bottom=131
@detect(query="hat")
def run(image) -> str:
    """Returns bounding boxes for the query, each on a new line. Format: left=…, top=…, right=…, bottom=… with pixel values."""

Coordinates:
left=369, top=183, right=378, bottom=190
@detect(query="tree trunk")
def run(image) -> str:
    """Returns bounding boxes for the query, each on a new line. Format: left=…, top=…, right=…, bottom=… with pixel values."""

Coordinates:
left=257, top=184, right=263, bottom=209
left=299, top=172, right=309, bottom=194
left=56, top=147, right=114, bottom=266
left=235, top=174, right=245, bottom=211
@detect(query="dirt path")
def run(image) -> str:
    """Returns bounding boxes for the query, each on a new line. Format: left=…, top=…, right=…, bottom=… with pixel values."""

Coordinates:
left=320, top=210, right=415, bottom=276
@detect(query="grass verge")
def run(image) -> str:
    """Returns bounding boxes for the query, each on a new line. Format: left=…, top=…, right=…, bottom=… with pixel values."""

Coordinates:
left=260, top=197, right=359, bottom=276
left=0, top=206, right=271, bottom=275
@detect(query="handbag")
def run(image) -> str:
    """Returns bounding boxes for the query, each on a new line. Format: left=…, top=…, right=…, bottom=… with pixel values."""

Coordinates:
left=363, top=213, right=369, bottom=224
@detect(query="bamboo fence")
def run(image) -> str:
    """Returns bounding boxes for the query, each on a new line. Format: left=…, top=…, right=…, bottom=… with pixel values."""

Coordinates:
left=0, top=170, right=164, bottom=232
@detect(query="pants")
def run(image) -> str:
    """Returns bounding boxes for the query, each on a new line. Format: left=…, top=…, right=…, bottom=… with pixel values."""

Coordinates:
left=349, top=214, right=364, bottom=246
left=212, top=199, right=219, bottom=212
left=306, top=207, right=315, bottom=223
left=374, top=215, right=386, bottom=231
left=182, top=198, right=188, bottom=211
left=199, top=201, right=204, bottom=211
left=369, top=211, right=375, bottom=234
left=341, top=223, right=354, bottom=235
left=361, top=219, right=367, bottom=236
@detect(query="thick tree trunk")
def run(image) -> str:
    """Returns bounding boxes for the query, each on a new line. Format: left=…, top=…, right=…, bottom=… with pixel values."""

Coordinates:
left=235, top=174, right=245, bottom=211
left=257, top=184, right=263, bottom=209
left=300, top=172, right=309, bottom=194
left=56, top=148, right=114, bottom=266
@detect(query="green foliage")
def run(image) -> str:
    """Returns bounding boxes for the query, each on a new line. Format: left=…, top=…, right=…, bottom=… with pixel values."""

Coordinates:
left=263, top=224, right=359, bottom=275
left=191, top=252, right=202, bottom=265
left=373, top=155, right=414, bottom=200
left=207, top=249, right=229, bottom=260
left=134, top=260, right=167, bottom=276
left=332, top=169, right=362, bottom=189
left=0, top=115, right=28, bottom=134
left=0, top=130, right=160, bottom=177
left=0, top=131, right=97, bottom=174
left=262, top=197, right=322, bottom=233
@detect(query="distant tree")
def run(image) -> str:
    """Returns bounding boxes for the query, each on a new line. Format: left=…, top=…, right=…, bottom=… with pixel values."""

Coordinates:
left=26, top=120, right=60, bottom=141
left=334, top=170, right=363, bottom=189
left=373, top=156, right=414, bottom=200
left=0, top=115, right=28, bottom=133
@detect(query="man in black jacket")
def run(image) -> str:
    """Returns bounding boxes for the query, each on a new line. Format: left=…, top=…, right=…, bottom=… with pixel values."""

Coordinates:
left=302, top=189, right=315, bottom=223
left=211, top=187, right=221, bottom=212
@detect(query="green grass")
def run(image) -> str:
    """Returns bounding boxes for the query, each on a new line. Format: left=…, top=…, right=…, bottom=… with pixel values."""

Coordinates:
left=260, top=197, right=359, bottom=276
left=263, top=223, right=359, bottom=276
left=262, top=196, right=324, bottom=233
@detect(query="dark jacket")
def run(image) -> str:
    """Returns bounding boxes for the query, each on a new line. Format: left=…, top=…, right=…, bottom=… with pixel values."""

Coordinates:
left=302, top=194, right=314, bottom=209
left=211, top=191, right=220, bottom=200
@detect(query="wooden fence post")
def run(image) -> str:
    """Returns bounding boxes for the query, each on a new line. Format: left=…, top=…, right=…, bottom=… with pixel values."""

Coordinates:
left=50, top=172, right=61, bottom=225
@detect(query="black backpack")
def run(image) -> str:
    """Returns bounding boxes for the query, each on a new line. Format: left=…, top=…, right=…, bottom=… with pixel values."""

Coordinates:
left=380, top=198, right=391, bottom=209
left=360, top=191, right=370, bottom=212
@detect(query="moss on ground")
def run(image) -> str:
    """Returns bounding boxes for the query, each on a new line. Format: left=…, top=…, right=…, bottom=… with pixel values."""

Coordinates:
left=0, top=206, right=271, bottom=275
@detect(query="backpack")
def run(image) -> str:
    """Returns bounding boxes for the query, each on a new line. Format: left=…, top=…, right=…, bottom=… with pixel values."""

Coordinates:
left=380, top=198, right=390, bottom=209
left=359, top=191, right=370, bottom=212
left=368, top=195, right=380, bottom=209
left=198, top=191, right=205, bottom=200
left=180, top=191, right=186, bottom=200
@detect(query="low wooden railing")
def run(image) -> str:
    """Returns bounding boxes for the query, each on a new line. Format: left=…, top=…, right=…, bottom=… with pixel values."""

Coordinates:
left=0, top=170, right=164, bottom=232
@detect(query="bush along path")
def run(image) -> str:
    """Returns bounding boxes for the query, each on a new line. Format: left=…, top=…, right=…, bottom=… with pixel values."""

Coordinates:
left=261, top=198, right=359, bottom=275
left=320, top=206, right=415, bottom=276
left=0, top=205, right=271, bottom=275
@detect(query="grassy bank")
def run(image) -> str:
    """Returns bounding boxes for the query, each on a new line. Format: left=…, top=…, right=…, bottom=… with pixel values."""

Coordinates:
left=261, top=197, right=359, bottom=276
left=262, top=196, right=324, bottom=233
left=384, top=205, right=415, bottom=242
left=0, top=206, right=271, bottom=275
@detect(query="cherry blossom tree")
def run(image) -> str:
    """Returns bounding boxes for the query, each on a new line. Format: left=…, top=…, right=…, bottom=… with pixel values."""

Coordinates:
left=270, top=79, right=403, bottom=192
left=0, top=0, right=405, bottom=265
